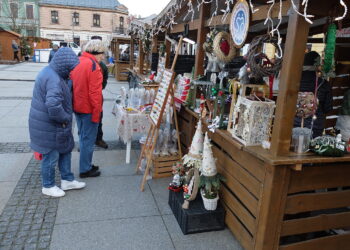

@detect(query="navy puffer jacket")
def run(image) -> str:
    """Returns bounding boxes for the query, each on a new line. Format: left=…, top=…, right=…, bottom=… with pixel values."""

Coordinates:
left=29, top=47, right=79, bottom=154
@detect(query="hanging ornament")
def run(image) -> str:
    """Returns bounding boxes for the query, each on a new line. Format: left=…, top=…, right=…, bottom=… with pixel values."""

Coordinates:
left=246, top=35, right=282, bottom=78
left=230, top=0, right=250, bottom=48
left=213, top=32, right=236, bottom=63
left=323, top=23, right=337, bottom=77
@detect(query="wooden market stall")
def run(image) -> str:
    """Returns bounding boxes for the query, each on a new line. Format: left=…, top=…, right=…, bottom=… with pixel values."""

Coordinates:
left=26, top=37, right=52, bottom=56
left=128, top=16, right=156, bottom=82
left=111, top=37, right=131, bottom=81
left=147, top=0, right=350, bottom=249
left=0, top=28, right=21, bottom=61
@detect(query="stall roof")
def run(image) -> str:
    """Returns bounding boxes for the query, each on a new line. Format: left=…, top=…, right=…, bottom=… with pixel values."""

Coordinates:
left=0, top=28, right=21, bottom=38
left=151, top=0, right=350, bottom=38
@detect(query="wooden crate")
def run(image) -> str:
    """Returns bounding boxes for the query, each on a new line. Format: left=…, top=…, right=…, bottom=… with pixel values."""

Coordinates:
left=152, top=154, right=180, bottom=179
left=115, top=61, right=130, bottom=81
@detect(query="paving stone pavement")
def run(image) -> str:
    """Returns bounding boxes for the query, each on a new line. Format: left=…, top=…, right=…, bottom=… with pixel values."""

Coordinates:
left=0, top=157, right=58, bottom=250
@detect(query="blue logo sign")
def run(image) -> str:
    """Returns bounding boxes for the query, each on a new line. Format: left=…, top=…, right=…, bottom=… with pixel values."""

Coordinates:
left=230, top=1, right=250, bottom=47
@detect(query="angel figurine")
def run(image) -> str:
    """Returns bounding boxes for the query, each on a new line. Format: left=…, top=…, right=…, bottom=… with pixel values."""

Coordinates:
left=169, top=129, right=178, bottom=155
left=160, top=127, right=170, bottom=156
left=154, top=129, right=164, bottom=156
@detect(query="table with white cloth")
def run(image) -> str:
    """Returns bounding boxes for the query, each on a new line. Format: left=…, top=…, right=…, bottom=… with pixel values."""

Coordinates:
left=112, top=104, right=151, bottom=163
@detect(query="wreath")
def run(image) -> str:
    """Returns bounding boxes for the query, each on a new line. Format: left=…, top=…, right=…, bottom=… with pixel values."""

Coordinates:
left=213, top=31, right=236, bottom=63
left=246, top=34, right=282, bottom=78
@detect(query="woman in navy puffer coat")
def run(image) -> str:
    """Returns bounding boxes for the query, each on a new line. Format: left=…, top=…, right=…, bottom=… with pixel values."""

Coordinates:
left=29, top=47, right=86, bottom=197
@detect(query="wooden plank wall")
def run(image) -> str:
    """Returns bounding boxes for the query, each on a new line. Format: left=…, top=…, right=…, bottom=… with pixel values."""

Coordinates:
left=178, top=107, right=350, bottom=249
left=326, top=45, right=350, bottom=130
left=178, top=108, right=266, bottom=250
left=279, top=162, right=350, bottom=250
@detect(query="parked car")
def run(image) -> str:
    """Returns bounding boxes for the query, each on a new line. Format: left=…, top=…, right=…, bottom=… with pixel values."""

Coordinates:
left=52, top=41, right=81, bottom=55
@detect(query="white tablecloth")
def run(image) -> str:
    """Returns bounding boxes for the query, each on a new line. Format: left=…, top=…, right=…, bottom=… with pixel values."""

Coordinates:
left=112, top=104, right=151, bottom=144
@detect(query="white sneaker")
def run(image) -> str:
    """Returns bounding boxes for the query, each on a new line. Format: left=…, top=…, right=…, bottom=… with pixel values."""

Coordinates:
left=61, top=180, right=86, bottom=191
left=42, top=186, right=65, bottom=197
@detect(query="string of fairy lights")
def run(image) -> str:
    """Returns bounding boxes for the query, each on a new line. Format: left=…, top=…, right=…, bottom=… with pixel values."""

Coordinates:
left=128, top=0, right=349, bottom=51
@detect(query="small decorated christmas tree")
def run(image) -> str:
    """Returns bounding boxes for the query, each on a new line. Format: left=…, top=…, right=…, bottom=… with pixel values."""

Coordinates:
left=200, top=132, right=225, bottom=210
left=182, top=119, right=204, bottom=169
left=180, top=119, right=204, bottom=209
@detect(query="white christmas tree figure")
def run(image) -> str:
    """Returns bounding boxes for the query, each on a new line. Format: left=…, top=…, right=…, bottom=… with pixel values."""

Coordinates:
left=183, top=119, right=204, bottom=169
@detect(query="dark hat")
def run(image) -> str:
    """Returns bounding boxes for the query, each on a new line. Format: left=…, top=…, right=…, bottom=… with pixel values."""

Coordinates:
left=303, top=51, right=320, bottom=66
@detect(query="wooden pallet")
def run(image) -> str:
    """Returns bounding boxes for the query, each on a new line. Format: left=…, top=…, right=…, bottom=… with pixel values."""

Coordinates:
left=152, top=154, right=180, bottom=179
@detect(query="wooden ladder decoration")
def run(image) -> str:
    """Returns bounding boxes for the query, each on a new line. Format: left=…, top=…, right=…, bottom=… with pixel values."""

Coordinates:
left=136, top=36, right=184, bottom=191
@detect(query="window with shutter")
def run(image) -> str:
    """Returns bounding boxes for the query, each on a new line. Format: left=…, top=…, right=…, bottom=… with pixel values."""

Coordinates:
left=51, top=10, right=58, bottom=24
left=73, top=12, right=79, bottom=26
left=93, top=14, right=100, bottom=27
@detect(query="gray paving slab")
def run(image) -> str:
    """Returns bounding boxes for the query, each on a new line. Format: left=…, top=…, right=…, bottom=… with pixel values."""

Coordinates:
left=0, top=71, right=37, bottom=81
left=13, top=100, right=31, bottom=108
left=0, top=110, right=29, bottom=128
left=148, top=177, right=173, bottom=215
left=70, top=151, right=138, bottom=176
left=0, top=100, right=23, bottom=107
left=0, top=65, right=10, bottom=70
left=55, top=175, right=160, bottom=224
left=163, top=215, right=243, bottom=250
left=0, top=91, right=33, bottom=99
left=0, top=153, right=32, bottom=182
left=0, top=182, right=17, bottom=214
left=0, top=108, right=12, bottom=119
left=51, top=216, right=175, bottom=250
left=0, top=128, right=30, bottom=142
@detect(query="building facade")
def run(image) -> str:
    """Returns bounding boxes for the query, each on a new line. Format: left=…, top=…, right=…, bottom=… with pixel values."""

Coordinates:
left=0, top=0, right=40, bottom=37
left=39, top=0, right=129, bottom=45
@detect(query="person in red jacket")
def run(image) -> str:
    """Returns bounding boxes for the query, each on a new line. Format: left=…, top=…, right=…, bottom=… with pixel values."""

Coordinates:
left=71, top=39, right=106, bottom=178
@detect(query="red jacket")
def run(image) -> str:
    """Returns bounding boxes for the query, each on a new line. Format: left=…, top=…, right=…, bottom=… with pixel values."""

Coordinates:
left=71, top=52, right=103, bottom=123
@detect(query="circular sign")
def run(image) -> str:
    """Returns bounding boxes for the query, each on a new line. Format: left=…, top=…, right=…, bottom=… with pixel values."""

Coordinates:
left=230, top=0, right=250, bottom=48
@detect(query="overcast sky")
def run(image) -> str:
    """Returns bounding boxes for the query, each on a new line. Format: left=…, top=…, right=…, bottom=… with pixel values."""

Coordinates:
left=122, top=0, right=170, bottom=17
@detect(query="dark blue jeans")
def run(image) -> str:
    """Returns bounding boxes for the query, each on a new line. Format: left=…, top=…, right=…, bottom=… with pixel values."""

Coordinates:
left=75, top=113, right=99, bottom=173
left=41, top=150, right=74, bottom=188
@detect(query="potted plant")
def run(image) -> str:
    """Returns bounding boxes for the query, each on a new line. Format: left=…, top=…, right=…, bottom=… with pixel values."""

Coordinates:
left=199, top=132, right=225, bottom=210
left=200, top=174, right=225, bottom=210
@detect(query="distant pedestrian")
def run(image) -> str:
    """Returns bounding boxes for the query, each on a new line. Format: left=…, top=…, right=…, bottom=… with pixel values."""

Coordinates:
left=29, top=47, right=86, bottom=197
left=71, top=39, right=106, bottom=178
left=12, top=40, right=20, bottom=62
left=90, top=36, right=109, bottom=149
left=48, top=44, right=59, bottom=62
